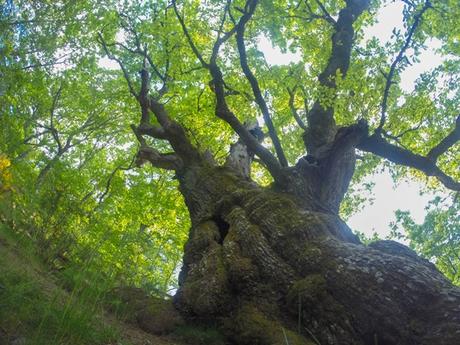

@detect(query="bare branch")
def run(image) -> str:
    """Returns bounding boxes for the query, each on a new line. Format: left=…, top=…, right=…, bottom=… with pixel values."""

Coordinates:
left=173, top=0, right=285, bottom=181
left=393, top=118, right=426, bottom=139
left=97, top=157, right=136, bottom=205
left=376, top=1, right=431, bottom=132
left=313, top=0, right=337, bottom=26
left=115, top=9, right=170, bottom=92
left=114, top=41, right=166, bottom=83
left=49, top=84, right=64, bottom=153
left=223, top=82, right=253, bottom=100
left=99, top=21, right=201, bottom=169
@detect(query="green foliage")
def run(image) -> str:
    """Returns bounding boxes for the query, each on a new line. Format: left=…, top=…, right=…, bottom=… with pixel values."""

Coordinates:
left=355, top=230, right=382, bottom=244
left=390, top=196, right=460, bottom=285
left=0, top=0, right=459, bottom=321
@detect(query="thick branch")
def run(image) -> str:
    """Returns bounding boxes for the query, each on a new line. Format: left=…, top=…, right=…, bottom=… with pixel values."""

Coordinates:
left=358, top=134, right=460, bottom=191
left=137, top=123, right=168, bottom=140
left=173, top=0, right=285, bottom=182
left=235, top=0, right=288, bottom=167
left=304, top=0, right=370, bottom=156
left=211, top=65, right=285, bottom=181
left=144, top=100, right=201, bottom=165
left=316, top=0, right=369, bottom=87
left=136, top=147, right=183, bottom=171
left=131, top=124, right=183, bottom=171
left=139, top=67, right=151, bottom=125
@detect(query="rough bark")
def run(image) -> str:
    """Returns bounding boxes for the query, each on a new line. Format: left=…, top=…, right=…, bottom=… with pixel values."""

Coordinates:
left=173, top=153, right=460, bottom=345
left=111, top=2, right=460, bottom=342
left=224, top=121, right=264, bottom=180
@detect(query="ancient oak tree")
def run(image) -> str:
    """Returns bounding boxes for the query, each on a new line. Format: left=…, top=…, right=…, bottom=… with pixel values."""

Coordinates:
left=13, top=0, right=459, bottom=343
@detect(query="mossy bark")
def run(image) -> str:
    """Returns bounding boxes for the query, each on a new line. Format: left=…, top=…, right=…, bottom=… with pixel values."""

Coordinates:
left=173, top=164, right=460, bottom=345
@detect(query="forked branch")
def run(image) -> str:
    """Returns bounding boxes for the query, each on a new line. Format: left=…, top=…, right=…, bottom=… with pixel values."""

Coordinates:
left=98, top=31, right=200, bottom=169
left=304, top=0, right=371, bottom=155
left=173, top=0, right=286, bottom=182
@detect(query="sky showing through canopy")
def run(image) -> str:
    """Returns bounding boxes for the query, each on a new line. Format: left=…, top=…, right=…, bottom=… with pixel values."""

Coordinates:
left=256, top=1, right=446, bottom=240
left=95, top=1, right=447, bottom=240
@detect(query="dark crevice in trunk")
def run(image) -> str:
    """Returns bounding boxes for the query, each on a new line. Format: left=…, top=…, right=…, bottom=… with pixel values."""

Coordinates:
left=211, top=215, right=230, bottom=245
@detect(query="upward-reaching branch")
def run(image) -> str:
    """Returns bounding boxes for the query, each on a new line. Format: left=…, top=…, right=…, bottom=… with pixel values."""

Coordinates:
left=172, top=0, right=286, bottom=182
left=314, top=0, right=337, bottom=26
left=49, top=84, right=64, bottom=153
left=139, top=65, right=151, bottom=125
left=172, top=1, right=209, bottom=69
left=304, top=0, right=370, bottom=157
left=235, top=0, right=288, bottom=167
left=98, top=33, right=137, bottom=98
left=98, top=30, right=200, bottom=170
left=287, top=86, right=308, bottom=131
left=376, top=0, right=431, bottom=132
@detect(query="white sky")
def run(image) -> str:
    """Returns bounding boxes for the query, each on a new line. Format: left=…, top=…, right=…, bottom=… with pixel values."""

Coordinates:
left=346, top=171, right=439, bottom=240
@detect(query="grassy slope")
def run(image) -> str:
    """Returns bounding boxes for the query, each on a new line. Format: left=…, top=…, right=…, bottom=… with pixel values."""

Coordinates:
left=0, top=224, right=181, bottom=345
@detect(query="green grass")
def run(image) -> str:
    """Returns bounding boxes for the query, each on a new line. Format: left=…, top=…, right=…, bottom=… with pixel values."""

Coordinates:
left=0, top=224, right=120, bottom=345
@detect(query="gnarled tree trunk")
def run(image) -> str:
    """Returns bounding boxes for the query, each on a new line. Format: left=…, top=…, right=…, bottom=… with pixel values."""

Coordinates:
left=173, top=135, right=460, bottom=345
left=105, top=0, right=460, bottom=342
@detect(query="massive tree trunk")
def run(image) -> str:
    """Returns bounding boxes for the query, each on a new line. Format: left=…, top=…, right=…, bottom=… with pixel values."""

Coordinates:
left=106, top=0, right=460, bottom=342
left=173, top=138, right=460, bottom=345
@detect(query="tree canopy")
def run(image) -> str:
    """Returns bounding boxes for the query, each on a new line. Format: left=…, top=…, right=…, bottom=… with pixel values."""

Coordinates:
left=1, top=0, right=459, bottom=292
